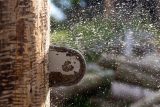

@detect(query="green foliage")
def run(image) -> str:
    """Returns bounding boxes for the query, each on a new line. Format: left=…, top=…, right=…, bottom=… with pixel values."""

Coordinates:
left=51, top=30, right=72, bottom=46
left=70, top=0, right=80, bottom=5
left=51, top=17, right=124, bottom=62
left=51, top=16, right=160, bottom=62
left=127, top=16, right=158, bottom=34
left=127, top=16, right=160, bottom=46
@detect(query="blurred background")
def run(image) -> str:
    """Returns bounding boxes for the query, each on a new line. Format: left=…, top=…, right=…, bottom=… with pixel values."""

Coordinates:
left=49, top=0, right=160, bottom=107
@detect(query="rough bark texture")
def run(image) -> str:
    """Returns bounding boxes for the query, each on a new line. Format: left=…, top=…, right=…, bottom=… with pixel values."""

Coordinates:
left=0, top=0, right=50, bottom=107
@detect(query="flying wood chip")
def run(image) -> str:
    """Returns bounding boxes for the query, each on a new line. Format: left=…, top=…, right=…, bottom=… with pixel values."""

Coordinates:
left=49, top=46, right=86, bottom=87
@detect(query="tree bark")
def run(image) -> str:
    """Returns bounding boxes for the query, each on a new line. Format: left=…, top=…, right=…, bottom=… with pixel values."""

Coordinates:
left=0, top=0, right=50, bottom=107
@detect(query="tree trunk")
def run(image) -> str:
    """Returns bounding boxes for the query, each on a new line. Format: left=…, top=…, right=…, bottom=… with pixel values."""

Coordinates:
left=0, top=0, right=50, bottom=107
